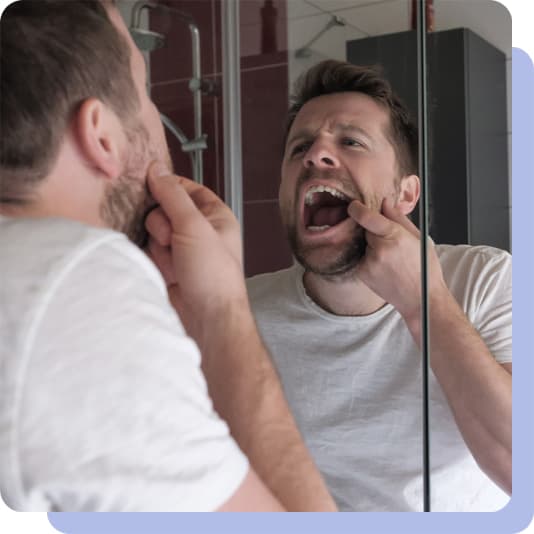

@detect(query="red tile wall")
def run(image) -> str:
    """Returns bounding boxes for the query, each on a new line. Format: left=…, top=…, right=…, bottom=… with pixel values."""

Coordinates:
left=150, top=0, right=292, bottom=277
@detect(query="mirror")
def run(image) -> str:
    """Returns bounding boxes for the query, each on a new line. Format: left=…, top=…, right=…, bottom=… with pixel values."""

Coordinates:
left=117, top=0, right=512, bottom=513
left=241, top=0, right=512, bottom=513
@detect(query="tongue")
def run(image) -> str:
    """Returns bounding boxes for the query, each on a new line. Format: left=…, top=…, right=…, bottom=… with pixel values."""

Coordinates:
left=311, top=205, right=348, bottom=227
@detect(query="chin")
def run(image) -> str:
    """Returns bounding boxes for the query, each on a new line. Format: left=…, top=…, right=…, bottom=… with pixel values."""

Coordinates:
left=284, top=215, right=367, bottom=277
left=294, top=240, right=367, bottom=278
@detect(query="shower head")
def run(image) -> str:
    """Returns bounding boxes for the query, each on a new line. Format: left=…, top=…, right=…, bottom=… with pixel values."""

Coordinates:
left=130, top=27, right=166, bottom=51
left=129, top=1, right=194, bottom=53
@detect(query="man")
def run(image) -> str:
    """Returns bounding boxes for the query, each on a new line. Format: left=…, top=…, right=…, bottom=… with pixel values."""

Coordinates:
left=0, top=1, right=337, bottom=512
left=247, top=60, right=512, bottom=512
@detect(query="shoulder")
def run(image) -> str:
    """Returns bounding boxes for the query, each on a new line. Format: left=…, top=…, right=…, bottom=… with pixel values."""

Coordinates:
left=1, top=219, right=249, bottom=511
left=246, top=265, right=298, bottom=312
left=436, top=244, right=512, bottom=327
left=246, top=265, right=296, bottom=298
left=436, top=243, right=511, bottom=284
left=0, top=216, right=166, bottom=297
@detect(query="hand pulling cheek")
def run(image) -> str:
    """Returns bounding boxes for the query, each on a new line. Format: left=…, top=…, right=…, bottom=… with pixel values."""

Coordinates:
left=145, top=206, right=172, bottom=247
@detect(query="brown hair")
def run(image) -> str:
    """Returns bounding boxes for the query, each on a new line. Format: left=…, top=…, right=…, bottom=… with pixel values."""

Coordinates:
left=286, top=60, right=418, bottom=177
left=0, top=0, right=139, bottom=203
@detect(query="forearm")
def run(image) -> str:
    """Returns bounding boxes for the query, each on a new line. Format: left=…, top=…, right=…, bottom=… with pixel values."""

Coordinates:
left=198, top=298, right=337, bottom=511
left=405, top=291, right=512, bottom=494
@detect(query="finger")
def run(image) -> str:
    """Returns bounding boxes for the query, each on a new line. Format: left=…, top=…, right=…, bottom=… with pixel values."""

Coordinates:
left=147, top=162, right=206, bottom=235
left=147, top=161, right=234, bottom=233
left=381, top=197, right=420, bottom=238
left=179, top=176, right=227, bottom=213
left=146, top=237, right=177, bottom=285
left=145, top=206, right=172, bottom=247
left=348, top=200, right=394, bottom=237
left=153, top=168, right=231, bottom=221
left=177, top=176, right=236, bottom=232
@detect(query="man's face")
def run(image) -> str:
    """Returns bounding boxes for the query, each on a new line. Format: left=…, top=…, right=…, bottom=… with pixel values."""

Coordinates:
left=102, top=7, right=172, bottom=246
left=279, top=92, right=402, bottom=277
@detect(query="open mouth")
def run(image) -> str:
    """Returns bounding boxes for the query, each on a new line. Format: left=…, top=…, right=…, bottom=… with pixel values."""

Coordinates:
left=303, top=185, right=352, bottom=232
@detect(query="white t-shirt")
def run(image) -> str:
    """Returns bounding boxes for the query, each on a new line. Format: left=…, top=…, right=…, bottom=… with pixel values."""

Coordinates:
left=0, top=216, right=248, bottom=511
left=247, top=244, right=511, bottom=512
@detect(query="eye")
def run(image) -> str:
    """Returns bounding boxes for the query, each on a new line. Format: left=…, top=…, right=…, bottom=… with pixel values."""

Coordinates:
left=290, top=142, right=311, bottom=157
left=341, top=137, right=363, bottom=148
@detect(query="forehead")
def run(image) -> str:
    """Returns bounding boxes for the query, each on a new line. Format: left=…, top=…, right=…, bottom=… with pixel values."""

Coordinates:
left=289, top=92, right=390, bottom=138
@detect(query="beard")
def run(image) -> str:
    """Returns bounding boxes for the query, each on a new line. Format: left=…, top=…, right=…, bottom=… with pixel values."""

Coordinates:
left=286, top=215, right=368, bottom=279
left=100, top=122, right=170, bottom=248
left=281, top=168, right=397, bottom=280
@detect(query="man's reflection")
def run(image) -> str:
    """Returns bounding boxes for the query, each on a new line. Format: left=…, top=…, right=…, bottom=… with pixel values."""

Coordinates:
left=246, top=59, right=512, bottom=511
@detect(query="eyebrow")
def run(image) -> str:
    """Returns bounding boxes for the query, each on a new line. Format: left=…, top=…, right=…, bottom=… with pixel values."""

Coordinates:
left=286, top=123, right=373, bottom=148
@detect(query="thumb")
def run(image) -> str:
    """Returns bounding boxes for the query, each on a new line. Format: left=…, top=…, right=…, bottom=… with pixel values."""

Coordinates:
left=381, top=196, right=420, bottom=238
left=348, top=200, right=393, bottom=237
left=147, top=161, right=203, bottom=236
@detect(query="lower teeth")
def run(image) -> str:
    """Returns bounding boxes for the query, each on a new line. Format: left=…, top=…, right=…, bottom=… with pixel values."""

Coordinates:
left=308, top=225, right=331, bottom=232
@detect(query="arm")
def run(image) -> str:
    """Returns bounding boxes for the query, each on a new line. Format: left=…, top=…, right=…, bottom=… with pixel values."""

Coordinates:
left=348, top=198, right=512, bottom=495
left=408, top=289, right=511, bottom=495
left=145, top=162, right=337, bottom=511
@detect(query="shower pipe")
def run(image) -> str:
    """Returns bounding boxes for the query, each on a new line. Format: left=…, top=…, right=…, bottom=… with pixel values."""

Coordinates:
left=130, top=1, right=207, bottom=185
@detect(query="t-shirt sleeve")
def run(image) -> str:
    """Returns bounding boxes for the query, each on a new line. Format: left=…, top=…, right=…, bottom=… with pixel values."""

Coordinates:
left=17, top=237, right=248, bottom=511
left=444, top=246, right=512, bottom=365
left=473, top=248, right=512, bottom=364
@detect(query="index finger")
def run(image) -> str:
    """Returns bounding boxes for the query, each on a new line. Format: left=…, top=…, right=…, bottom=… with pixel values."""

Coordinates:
left=146, top=162, right=204, bottom=234
left=347, top=200, right=394, bottom=237
left=148, top=162, right=232, bottom=222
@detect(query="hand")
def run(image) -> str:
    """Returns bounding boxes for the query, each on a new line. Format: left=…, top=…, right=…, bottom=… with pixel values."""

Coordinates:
left=347, top=197, right=447, bottom=322
left=144, top=161, right=247, bottom=341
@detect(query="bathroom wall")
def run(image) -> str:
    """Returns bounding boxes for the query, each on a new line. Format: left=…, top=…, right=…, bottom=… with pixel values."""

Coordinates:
left=287, top=0, right=512, bottom=249
left=238, top=1, right=293, bottom=276
left=119, top=1, right=511, bottom=277
left=148, top=0, right=223, bottom=197
left=145, top=0, right=292, bottom=277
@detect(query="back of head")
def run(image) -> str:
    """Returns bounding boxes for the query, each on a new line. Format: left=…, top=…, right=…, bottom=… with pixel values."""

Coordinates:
left=286, top=59, right=418, bottom=177
left=0, top=0, right=138, bottom=204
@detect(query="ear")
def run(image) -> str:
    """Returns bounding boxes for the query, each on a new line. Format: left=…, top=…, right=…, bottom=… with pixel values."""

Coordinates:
left=396, top=174, right=420, bottom=215
left=74, top=98, right=124, bottom=180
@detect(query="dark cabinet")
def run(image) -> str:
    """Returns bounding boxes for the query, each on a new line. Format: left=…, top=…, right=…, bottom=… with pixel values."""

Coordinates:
left=347, top=29, right=510, bottom=251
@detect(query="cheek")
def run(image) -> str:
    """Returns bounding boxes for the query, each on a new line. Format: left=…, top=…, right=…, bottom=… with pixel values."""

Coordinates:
left=150, top=108, right=166, bottom=147
left=147, top=111, right=170, bottom=164
left=278, top=168, right=295, bottom=213
left=361, top=160, right=398, bottom=192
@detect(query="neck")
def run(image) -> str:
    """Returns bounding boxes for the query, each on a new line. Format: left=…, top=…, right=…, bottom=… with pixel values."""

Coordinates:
left=0, top=142, right=107, bottom=228
left=302, top=269, right=386, bottom=316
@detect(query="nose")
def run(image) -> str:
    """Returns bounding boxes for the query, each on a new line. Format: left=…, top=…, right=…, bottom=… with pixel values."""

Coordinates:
left=304, top=139, right=340, bottom=170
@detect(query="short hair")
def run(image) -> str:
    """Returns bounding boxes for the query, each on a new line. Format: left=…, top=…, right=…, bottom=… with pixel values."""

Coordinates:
left=0, top=0, right=139, bottom=203
left=285, top=60, right=418, bottom=177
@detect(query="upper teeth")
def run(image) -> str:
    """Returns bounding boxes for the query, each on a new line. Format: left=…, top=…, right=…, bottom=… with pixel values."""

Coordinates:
left=304, top=185, right=349, bottom=206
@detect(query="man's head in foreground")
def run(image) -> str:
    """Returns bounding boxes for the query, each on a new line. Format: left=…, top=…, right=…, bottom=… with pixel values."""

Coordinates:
left=279, top=60, right=420, bottom=279
left=0, top=0, right=172, bottom=245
